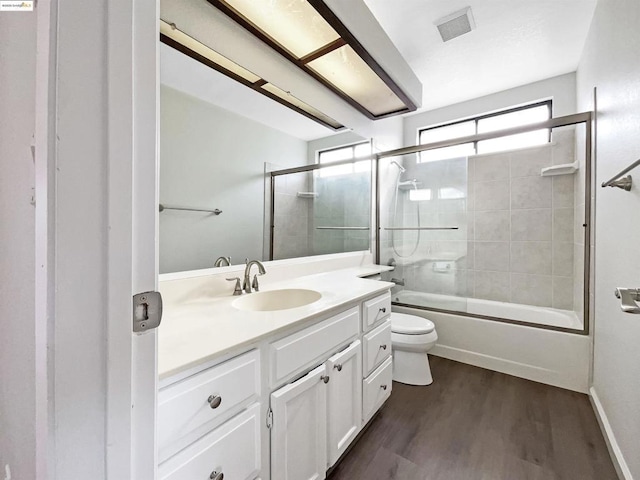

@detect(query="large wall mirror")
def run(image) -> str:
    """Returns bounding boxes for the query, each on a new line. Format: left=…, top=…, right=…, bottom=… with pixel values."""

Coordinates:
left=159, top=44, right=371, bottom=274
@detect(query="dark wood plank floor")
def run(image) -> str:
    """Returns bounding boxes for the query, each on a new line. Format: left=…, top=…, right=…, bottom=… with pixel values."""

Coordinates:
left=330, top=357, right=617, bottom=480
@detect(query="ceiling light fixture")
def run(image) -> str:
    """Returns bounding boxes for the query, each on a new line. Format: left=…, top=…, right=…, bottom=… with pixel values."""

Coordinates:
left=202, top=0, right=418, bottom=119
left=160, top=19, right=344, bottom=130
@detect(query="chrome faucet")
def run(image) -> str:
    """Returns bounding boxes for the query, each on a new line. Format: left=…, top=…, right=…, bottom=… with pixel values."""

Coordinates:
left=214, top=256, right=231, bottom=267
left=243, top=259, right=266, bottom=293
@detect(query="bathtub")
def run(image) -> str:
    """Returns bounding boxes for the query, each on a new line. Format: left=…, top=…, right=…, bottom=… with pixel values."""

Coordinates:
left=392, top=290, right=591, bottom=393
left=393, top=290, right=583, bottom=330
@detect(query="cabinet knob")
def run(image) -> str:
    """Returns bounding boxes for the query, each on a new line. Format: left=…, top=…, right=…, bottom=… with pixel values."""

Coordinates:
left=380, top=384, right=388, bottom=391
left=207, top=395, right=222, bottom=409
left=379, top=344, right=387, bottom=350
left=333, top=364, right=342, bottom=372
left=320, top=375, right=330, bottom=384
left=209, top=471, right=224, bottom=480
left=379, top=307, right=387, bottom=313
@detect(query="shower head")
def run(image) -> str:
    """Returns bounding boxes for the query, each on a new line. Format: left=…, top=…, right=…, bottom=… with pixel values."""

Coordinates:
left=390, top=160, right=406, bottom=173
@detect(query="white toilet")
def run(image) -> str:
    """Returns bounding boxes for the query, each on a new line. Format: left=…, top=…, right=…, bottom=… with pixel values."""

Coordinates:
left=390, top=312, right=438, bottom=385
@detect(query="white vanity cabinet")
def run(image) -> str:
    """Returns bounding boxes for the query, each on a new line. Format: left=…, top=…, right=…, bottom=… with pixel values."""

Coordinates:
left=159, top=283, right=393, bottom=480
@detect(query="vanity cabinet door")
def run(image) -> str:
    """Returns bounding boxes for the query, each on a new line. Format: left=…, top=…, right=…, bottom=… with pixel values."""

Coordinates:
left=271, top=364, right=328, bottom=480
left=326, top=340, right=362, bottom=467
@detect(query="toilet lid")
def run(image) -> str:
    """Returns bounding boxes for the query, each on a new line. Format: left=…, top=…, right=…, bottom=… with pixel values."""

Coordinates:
left=391, top=312, right=435, bottom=335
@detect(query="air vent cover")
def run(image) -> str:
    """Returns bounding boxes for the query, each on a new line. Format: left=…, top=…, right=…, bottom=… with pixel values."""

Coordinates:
left=435, top=7, right=475, bottom=42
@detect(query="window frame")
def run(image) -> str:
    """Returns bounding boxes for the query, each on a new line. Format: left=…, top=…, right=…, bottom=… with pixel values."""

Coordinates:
left=316, top=141, right=372, bottom=176
left=317, top=141, right=371, bottom=165
left=417, top=100, right=552, bottom=160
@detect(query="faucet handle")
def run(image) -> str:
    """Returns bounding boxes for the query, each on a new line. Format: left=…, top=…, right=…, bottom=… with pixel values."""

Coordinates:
left=226, top=277, right=243, bottom=296
left=251, top=274, right=260, bottom=292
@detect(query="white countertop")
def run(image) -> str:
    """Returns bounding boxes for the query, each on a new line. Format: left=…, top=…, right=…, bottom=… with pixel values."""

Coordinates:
left=158, top=265, right=394, bottom=380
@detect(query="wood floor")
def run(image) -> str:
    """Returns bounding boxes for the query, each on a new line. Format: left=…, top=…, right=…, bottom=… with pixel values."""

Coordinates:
left=330, top=357, right=617, bottom=480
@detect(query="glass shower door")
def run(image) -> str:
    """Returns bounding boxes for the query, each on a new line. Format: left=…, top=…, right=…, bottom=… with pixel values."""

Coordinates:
left=379, top=153, right=469, bottom=312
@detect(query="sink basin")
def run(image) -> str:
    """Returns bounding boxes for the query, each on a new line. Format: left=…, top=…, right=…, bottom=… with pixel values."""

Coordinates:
left=232, top=289, right=322, bottom=312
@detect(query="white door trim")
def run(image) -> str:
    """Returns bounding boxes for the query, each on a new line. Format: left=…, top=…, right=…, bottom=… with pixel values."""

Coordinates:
left=106, top=0, right=159, bottom=478
left=34, top=0, right=57, bottom=477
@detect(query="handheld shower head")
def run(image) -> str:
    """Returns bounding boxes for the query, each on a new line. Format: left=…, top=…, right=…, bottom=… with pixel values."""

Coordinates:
left=390, top=160, right=406, bottom=173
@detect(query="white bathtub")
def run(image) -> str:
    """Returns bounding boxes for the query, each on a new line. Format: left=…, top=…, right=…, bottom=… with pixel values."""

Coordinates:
left=393, top=290, right=583, bottom=330
left=392, top=290, right=591, bottom=393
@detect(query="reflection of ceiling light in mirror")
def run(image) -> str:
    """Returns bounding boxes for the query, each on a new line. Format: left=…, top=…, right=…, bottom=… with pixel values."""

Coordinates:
left=206, top=0, right=417, bottom=119
left=160, top=20, right=260, bottom=83
left=261, top=83, right=343, bottom=129
left=159, top=19, right=344, bottom=130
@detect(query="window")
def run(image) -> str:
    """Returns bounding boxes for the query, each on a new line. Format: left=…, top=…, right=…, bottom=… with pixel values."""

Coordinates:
left=317, top=142, right=371, bottom=176
left=418, top=101, right=552, bottom=162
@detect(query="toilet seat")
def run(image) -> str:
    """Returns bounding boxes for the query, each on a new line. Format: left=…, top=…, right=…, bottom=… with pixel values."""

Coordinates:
left=391, top=312, right=435, bottom=335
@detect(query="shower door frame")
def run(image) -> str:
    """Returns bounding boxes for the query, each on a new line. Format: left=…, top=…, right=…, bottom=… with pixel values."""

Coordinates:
left=375, top=111, right=593, bottom=335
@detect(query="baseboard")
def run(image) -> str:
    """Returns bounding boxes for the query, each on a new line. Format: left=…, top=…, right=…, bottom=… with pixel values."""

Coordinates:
left=431, top=344, right=587, bottom=393
left=589, top=387, right=633, bottom=480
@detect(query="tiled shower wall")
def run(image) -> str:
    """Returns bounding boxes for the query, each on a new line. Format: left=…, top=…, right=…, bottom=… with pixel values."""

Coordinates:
left=272, top=171, right=313, bottom=260
left=271, top=169, right=371, bottom=260
left=466, top=129, right=578, bottom=309
left=312, top=172, right=370, bottom=255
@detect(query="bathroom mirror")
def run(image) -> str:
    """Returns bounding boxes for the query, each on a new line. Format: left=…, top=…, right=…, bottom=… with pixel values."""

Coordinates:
left=159, top=44, right=370, bottom=274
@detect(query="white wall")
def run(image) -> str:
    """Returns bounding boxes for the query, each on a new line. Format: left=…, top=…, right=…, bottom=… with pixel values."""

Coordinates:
left=160, top=85, right=307, bottom=273
left=403, top=73, right=577, bottom=146
left=0, top=10, right=37, bottom=480
left=577, top=0, right=640, bottom=478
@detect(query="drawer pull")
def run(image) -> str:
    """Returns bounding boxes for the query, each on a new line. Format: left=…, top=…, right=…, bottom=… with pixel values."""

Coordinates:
left=380, top=384, right=388, bottom=391
left=379, top=344, right=388, bottom=350
left=209, top=471, right=224, bottom=480
left=207, top=395, right=222, bottom=409
left=379, top=307, right=387, bottom=313
left=320, top=375, right=330, bottom=384
left=333, top=364, right=342, bottom=372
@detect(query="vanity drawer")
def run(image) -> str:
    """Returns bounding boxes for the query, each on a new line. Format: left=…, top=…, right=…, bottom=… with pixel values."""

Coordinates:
left=363, top=292, right=391, bottom=331
left=158, top=349, right=260, bottom=462
left=363, top=356, right=392, bottom=422
left=363, top=320, right=392, bottom=377
left=159, top=403, right=261, bottom=480
left=270, top=306, right=359, bottom=387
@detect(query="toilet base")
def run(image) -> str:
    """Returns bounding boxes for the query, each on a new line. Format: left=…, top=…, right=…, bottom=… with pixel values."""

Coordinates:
left=392, top=350, right=433, bottom=386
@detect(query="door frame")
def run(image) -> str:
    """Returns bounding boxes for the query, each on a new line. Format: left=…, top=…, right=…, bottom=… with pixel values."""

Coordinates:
left=34, top=0, right=160, bottom=477
left=106, top=0, right=160, bottom=478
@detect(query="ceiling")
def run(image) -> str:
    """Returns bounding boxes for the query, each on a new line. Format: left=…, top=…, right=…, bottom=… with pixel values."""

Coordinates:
left=161, top=0, right=597, bottom=140
left=364, top=0, right=597, bottom=112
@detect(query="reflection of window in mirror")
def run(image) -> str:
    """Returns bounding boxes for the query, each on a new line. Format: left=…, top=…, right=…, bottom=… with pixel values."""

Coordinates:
left=317, top=142, right=371, bottom=177
left=270, top=141, right=373, bottom=261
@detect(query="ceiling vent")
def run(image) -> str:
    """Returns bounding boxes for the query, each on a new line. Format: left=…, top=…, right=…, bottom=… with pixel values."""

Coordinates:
left=435, top=7, right=475, bottom=42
